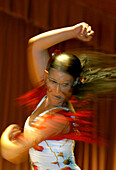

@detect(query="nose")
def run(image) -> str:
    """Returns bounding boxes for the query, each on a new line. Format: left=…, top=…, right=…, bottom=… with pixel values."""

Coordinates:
left=56, top=84, right=61, bottom=93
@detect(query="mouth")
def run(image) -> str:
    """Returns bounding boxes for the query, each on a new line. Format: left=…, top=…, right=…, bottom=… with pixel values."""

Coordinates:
left=54, top=95, right=63, bottom=100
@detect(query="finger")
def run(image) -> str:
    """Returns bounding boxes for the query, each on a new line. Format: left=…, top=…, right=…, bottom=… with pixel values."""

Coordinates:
left=86, top=30, right=94, bottom=37
left=81, top=29, right=94, bottom=39
left=9, top=129, right=22, bottom=140
left=87, top=26, right=92, bottom=33
left=80, top=23, right=89, bottom=35
left=83, top=26, right=93, bottom=36
left=5, top=124, right=19, bottom=135
left=9, top=125, right=22, bottom=140
left=84, top=35, right=93, bottom=42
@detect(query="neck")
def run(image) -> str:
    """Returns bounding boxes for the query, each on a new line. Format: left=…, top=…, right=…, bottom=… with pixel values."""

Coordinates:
left=45, top=96, right=69, bottom=108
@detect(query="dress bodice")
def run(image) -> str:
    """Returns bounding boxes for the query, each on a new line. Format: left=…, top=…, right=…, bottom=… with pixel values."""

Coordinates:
left=24, top=96, right=81, bottom=170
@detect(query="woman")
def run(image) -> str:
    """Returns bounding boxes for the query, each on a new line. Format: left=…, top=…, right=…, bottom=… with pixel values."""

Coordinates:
left=1, top=22, right=94, bottom=170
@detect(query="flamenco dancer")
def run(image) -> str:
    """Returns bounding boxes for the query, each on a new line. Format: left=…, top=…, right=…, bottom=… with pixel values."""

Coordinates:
left=1, top=22, right=116, bottom=170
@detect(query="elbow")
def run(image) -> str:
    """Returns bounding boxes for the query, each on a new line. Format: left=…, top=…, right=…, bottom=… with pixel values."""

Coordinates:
left=28, top=35, right=44, bottom=51
left=28, top=35, right=38, bottom=47
left=27, top=38, right=41, bottom=52
left=28, top=37, right=33, bottom=45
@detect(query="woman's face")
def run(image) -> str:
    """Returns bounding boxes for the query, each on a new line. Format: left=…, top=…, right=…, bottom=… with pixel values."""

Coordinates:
left=45, top=68, right=75, bottom=107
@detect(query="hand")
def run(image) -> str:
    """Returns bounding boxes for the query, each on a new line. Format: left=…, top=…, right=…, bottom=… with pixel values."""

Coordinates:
left=73, top=22, right=94, bottom=42
left=1, top=124, right=28, bottom=164
left=8, top=124, right=22, bottom=141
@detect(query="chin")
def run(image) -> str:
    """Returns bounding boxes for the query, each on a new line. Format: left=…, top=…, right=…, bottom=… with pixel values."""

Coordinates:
left=52, top=100, right=64, bottom=107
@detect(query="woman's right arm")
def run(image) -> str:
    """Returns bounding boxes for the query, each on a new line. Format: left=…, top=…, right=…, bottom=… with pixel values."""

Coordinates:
left=28, top=22, right=94, bottom=86
left=0, top=112, right=70, bottom=164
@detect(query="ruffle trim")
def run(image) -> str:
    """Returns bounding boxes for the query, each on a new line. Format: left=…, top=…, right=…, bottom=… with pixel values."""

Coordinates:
left=16, top=83, right=107, bottom=145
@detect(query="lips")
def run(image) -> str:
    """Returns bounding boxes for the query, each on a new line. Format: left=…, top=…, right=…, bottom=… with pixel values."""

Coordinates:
left=53, top=95, right=65, bottom=102
left=54, top=95, right=62, bottom=99
left=53, top=95, right=64, bottom=106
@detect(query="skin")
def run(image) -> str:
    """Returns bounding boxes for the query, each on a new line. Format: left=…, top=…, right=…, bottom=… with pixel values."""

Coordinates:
left=28, top=68, right=75, bottom=125
left=44, top=68, right=75, bottom=107
left=28, top=22, right=94, bottom=85
left=1, top=22, right=94, bottom=164
left=1, top=69, right=73, bottom=164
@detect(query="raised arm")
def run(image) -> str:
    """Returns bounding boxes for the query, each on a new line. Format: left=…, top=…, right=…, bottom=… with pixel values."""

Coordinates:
left=28, top=22, right=94, bottom=86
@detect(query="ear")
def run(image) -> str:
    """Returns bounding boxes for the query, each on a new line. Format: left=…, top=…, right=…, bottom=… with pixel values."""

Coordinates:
left=44, top=70, right=48, bottom=79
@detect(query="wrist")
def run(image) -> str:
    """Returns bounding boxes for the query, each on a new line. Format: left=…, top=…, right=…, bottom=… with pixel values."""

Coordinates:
left=71, top=24, right=81, bottom=38
left=69, top=26, right=77, bottom=39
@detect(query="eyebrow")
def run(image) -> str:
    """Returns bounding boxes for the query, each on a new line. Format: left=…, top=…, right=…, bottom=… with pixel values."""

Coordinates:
left=49, top=77, right=73, bottom=83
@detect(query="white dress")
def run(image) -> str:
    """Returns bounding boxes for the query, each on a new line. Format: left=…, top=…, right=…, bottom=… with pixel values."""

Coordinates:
left=24, top=96, right=81, bottom=170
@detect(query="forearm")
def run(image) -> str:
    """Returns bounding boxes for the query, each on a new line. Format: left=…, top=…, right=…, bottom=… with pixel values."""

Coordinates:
left=27, top=22, right=93, bottom=85
left=27, top=26, right=76, bottom=85
left=0, top=125, right=43, bottom=164
left=29, top=26, right=76, bottom=50
left=1, top=113, right=71, bottom=163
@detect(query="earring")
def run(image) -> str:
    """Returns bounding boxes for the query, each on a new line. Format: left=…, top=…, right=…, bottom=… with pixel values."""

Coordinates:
left=73, top=78, right=79, bottom=86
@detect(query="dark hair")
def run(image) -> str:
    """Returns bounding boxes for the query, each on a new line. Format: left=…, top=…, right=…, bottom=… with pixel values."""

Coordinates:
left=47, top=52, right=82, bottom=79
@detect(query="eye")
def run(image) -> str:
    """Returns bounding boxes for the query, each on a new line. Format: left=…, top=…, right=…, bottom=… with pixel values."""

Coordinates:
left=49, top=78, right=57, bottom=84
left=62, top=83, right=69, bottom=87
left=52, top=80, right=57, bottom=84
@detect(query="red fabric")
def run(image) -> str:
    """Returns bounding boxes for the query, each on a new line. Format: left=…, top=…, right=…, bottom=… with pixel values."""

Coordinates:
left=16, top=83, right=106, bottom=145
left=61, top=168, right=72, bottom=170
left=16, top=80, right=47, bottom=111
left=32, top=163, right=39, bottom=170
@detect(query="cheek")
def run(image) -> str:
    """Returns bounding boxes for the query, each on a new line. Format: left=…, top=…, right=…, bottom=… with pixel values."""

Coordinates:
left=47, top=86, right=52, bottom=92
left=46, top=83, right=53, bottom=92
left=62, top=89, right=73, bottom=98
